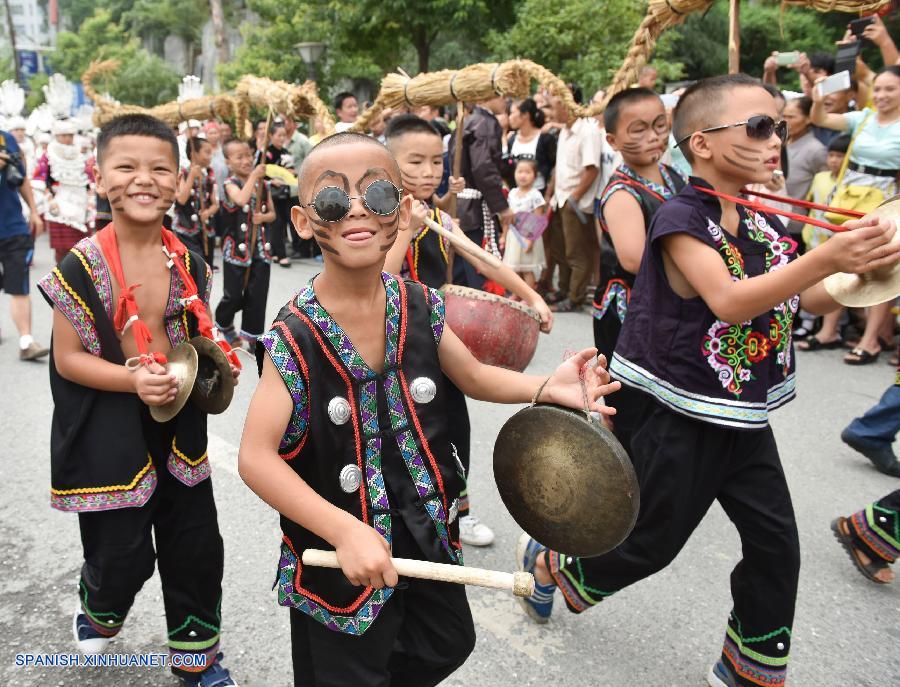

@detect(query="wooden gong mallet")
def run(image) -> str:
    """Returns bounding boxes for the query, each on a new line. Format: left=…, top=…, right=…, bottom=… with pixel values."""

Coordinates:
left=302, top=549, right=535, bottom=598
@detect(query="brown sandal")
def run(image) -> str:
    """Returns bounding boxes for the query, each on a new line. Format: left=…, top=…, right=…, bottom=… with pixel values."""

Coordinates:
left=831, top=517, right=892, bottom=584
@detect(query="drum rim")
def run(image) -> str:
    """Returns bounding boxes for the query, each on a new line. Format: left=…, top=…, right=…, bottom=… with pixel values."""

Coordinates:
left=440, top=283, right=541, bottom=323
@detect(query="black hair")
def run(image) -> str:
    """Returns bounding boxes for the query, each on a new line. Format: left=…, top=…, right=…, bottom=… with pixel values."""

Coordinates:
left=672, top=73, right=765, bottom=164
left=761, top=83, right=784, bottom=103
left=828, top=133, right=851, bottom=154
left=97, top=113, right=179, bottom=165
left=254, top=119, right=267, bottom=132
left=515, top=156, right=538, bottom=174
left=222, top=137, right=249, bottom=158
left=384, top=114, right=441, bottom=143
left=603, top=87, right=660, bottom=132
left=186, top=136, right=211, bottom=162
left=514, top=98, right=546, bottom=129
left=784, top=95, right=812, bottom=117
left=809, top=52, right=835, bottom=75
left=334, top=91, right=356, bottom=112
left=876, top=65, right=900, bottom=81
left=298, top=132, right=401, bottom=199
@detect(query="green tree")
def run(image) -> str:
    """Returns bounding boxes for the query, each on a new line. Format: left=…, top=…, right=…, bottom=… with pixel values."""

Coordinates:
left=487, top=0, right=646, bottom=96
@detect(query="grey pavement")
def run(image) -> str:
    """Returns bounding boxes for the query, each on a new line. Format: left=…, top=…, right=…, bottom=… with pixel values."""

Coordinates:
left=1, top=233, right=898, bottom=687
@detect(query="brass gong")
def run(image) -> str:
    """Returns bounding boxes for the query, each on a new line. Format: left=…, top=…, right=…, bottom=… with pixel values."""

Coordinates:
left=493, top=404, right=640, bottom=557
left=189, top=336, right=235, bottom=415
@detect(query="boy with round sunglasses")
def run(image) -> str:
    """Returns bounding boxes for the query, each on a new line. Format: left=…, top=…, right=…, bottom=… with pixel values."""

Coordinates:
left=237, top=131, right=621, bottom=685
left=517, top=74, right=900, bottom=687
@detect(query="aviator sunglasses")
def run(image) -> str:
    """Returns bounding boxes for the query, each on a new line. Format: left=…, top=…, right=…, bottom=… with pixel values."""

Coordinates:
left=301, top=179, right=402, bottom=222
left=675, top=115, right=788, bottom=148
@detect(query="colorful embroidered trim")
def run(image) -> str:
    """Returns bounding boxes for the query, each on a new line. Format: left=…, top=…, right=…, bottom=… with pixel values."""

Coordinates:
left=167, top=440, right=211, bottom=487
left=427, top=285, right=445, bottom=345
left=51, top=459, right=157, bottom=512
left=80, top=580, right=126, bottom=636
left=38, top=267, right=101, bottom=356
left=261, top=326, right=310, bottom=459
left=721, top=619, right=790, bottom=687
left=592, top=279, right=629, bottom=324
left=611, top=353, right=776, bottom=429
left=168, top=644, right=220, bottom=673
left=72, top=238, right=113, bottom=319
left=277, top=542, right=392, bottom=635
left=548, top=550, right=616, bottom=613
left=851, top=503, right=900, bottom=563
left=164, top=250, right=191, bottom=347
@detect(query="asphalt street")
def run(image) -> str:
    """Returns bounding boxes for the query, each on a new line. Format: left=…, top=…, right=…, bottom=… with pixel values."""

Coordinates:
left=1, top=234, right=898, bottom=687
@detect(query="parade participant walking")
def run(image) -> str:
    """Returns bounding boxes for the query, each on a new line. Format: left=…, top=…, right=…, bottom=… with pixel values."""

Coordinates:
left=214, top=139, right=276, bottom=353
left=517, top=74, right=900, bottom=687
left=237, top=131, right=618, bottom=686
left=173, top=137, right=218, bottom=265
left=448, top=97, right=513, bottom=290
left=37, top=114, right=238, bottom=686
left=383, top=114, right=553, bottom=547
left=593, top=87, right=686, bottom=452
left=33, top=120, right=94, bottom=262
left=1, top=127, right=47, bottom=360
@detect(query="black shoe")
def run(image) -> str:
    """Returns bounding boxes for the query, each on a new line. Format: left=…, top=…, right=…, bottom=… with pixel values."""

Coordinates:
left=841, top=428, right=900, bottom=477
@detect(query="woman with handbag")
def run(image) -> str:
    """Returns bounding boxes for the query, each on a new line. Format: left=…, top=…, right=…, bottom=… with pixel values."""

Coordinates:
left=811, top=66, right=900, bottom=365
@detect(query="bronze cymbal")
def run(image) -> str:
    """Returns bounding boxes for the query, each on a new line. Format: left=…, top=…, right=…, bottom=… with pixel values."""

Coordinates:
left=189, top=336, right=235, bottom=415
left=493, top=404, right=639, bottom=557
left=150, top=342, right=199, bottom=423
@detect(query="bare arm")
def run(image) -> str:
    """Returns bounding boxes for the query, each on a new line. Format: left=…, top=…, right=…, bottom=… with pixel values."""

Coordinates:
left=19, top=177, right=44, bottom=235
left=799, top=281, right=842, bottom=316
left=238, top=356, right=398, bottom=588
left=661, top=218, right=900, bottom=325
left=604, top=191, right=647, bottom=275
left=226, top=166, right=266, bottom=208
left=810, top=82, right=850, bottom=132
left=438, top=326, right=619, bottom=414
left=175, top=169, right=197, bottom=205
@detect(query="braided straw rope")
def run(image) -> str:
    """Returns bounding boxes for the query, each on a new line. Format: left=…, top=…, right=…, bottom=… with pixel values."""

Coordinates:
left=234, top=75, right=335, bottom=135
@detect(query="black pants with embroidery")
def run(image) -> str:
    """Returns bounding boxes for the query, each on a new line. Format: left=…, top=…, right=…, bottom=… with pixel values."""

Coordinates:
left=215, top=259, right=270, bottom=337
left=77, top=415, right=225, bottom=679
left=847, top=489, right=900, bottom=564
left=548, top=403, right=800, bottom=687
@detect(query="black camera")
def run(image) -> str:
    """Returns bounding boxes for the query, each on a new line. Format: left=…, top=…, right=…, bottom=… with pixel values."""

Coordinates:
left=0, top=147, right=25, bottom=189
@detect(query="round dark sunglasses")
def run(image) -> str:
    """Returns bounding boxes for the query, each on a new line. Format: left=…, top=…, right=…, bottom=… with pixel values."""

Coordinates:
left=301, top=179, right=402, bottom=223
left=675, top=115, right=788, bottom=148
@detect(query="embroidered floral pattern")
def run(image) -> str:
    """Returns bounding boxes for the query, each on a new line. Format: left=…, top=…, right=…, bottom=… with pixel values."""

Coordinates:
left=427, top=287, right=445, bottom=345
left=51, top=462, right=158, bottom=512
left=277, top=542, right=392, bottom=635
left=73, top=239, right=113, bottom=319
left=702, top=323, right=771, bottom=396
left=39, top=268, right=101, bottom=356
left=593, top=279, right=629, bottom=324
left=167, top=440, right=211, bottom=487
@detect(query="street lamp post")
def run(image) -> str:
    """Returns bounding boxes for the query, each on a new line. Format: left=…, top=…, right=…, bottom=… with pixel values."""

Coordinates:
left=295, top=42, right=326, bottom=83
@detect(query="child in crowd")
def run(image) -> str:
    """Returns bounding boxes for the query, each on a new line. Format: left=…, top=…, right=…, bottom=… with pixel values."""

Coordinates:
left=593, top=87, right=686, bottom=452
left=38, top=114, right=238, bottom=686
left=502, top=158, right=547, bottom=289
left=517, top=74, right=900, bottom=687
left=215, top=138, right=276, bottom=353
left=173, top=136, right=218, bottom=266
left=796, top=133, right=852, bottom=351
left=237, top=132, right=618, bottom=686
left=382, top=114, right=552, bottom=547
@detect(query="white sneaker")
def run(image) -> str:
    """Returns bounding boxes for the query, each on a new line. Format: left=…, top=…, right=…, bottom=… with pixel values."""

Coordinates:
left=459, top=515, right=495, bottom=546
left=72, top=604, right=111, bottom=655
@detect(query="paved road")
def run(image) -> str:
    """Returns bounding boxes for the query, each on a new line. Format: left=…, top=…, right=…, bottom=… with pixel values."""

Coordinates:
left=1, top=235, right=898, bottom=686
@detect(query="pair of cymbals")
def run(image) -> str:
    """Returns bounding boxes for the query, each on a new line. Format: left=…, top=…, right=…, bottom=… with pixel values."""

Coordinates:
left=824, top=196, right=900, bottom=308
left=150, top=337, right=235, bottom=422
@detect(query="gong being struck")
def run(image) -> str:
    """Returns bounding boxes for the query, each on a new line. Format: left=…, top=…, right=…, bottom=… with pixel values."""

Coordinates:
left=493, top=404, right=639, bottom=558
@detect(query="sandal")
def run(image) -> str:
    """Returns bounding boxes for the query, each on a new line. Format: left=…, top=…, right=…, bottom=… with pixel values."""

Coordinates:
left=278, top=258, right=292, bottom=268
left=797, top=336, right=843, bottom=352
left=844, top=348, right=880, bottom=365
left=831, top=517, right=892, bottom=584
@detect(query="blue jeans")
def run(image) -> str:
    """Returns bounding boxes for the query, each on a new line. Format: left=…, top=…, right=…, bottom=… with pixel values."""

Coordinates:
left=845, top=384, right=900, bottom=449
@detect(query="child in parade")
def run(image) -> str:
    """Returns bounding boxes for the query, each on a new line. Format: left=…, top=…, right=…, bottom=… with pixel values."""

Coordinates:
left=501, top=157, right=547, bottom=290
left=38, top=114, right=239, bottom=686
left=173, top=136, right=218, bottom=266
left=382, top=114, right=552, bottom=546
left=516, top=74, right=900, bottom=687
left=214, top=139, right=276, bottom=353
left=592, top=87, right=686, bottom=452
left=237, top=131, right=619, bottom=686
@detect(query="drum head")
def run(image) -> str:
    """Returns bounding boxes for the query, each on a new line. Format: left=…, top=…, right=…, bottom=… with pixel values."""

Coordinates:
left=493, top=404, right=639, bottom=557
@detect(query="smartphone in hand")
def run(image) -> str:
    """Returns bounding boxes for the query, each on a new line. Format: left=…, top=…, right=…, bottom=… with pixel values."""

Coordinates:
left=848, top=16, right=875, bottom=43
left=816, top=70, right=852, bottom=98
left=775, top=51, right=800, bottom=67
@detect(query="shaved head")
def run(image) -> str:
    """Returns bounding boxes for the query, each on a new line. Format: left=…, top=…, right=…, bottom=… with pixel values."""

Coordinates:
left=673, top=73, right=766, bottom=163
left=298, top=132, right=402, bottom=200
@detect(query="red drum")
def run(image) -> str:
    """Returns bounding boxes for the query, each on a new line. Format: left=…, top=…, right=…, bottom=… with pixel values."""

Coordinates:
left=441, top=284, right=541, bottom=372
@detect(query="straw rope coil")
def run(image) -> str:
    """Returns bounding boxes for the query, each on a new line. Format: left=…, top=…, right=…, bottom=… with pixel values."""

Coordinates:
left=780, top=0, right=889, bottom=11
left=234, top=75, right=335, bottom=134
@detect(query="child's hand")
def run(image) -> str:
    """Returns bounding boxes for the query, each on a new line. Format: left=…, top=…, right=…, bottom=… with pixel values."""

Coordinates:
left=448, top=175, right=465, bottom=195
left=230, top=362, right=241, bottom=385
left=251, top=164, right=267, bottom=180
left=334, top=519, right=398, bottom=589
left=526, top=294, right=554, bottom=333
left=404, top=199, right=429, bottom=232
left=132, top=361, right=178, bottom=406
left=826, top=218, right=900, bottom=275
left=539, top=349, right=620, bottom=417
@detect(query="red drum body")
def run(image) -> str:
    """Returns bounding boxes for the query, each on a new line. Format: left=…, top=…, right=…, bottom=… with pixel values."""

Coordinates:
left=441, top=284, right=540, bottom=372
